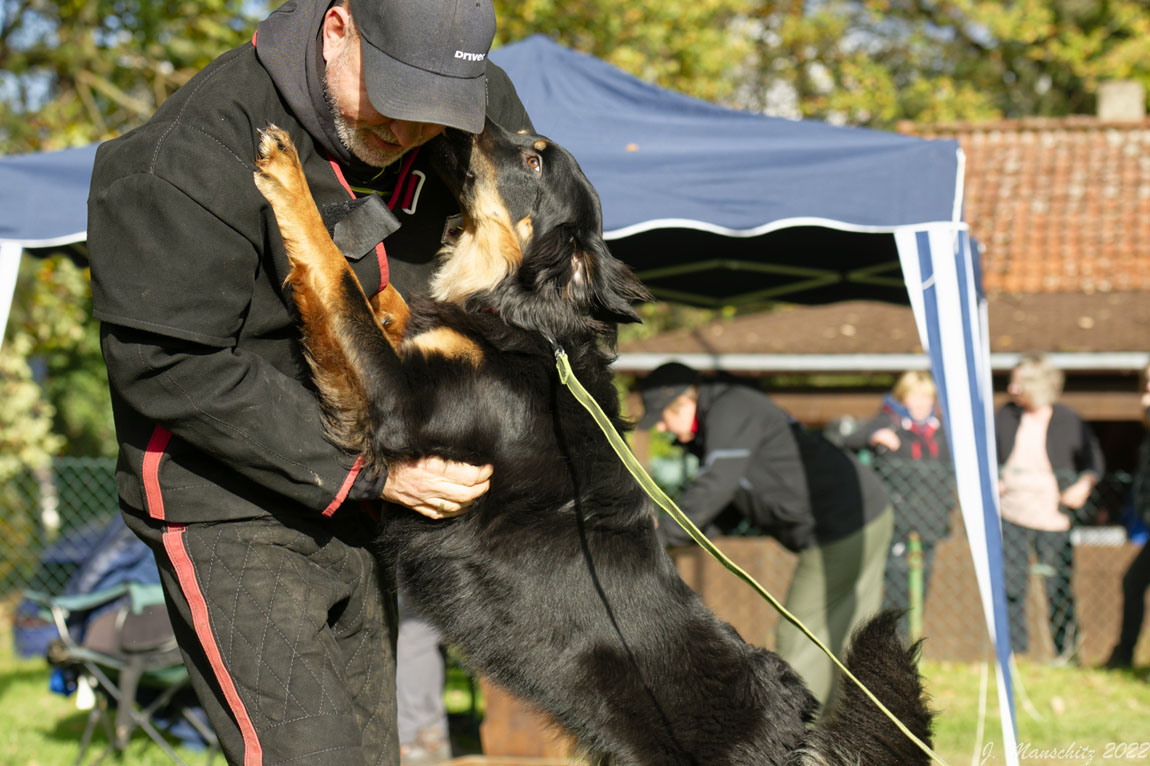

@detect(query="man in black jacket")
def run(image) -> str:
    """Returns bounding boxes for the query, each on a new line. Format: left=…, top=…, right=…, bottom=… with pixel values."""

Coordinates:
left=87, top=1, right=532, bottom=763
left=637, top=362, right=893, bottom=710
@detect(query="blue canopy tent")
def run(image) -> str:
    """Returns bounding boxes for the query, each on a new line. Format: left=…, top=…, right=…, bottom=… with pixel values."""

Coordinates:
left=493, top=36, right=962, bottom=307
left=0, top=35, right=1017, bottom=760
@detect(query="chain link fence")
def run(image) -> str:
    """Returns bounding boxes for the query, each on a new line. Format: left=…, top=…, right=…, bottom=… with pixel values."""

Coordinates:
left=3, top=458, right=120, bottom=657
left=867, top=457, right=1143, bottom=666
left=2, top=457, right=119, bottom=598
left=3, top=454, right=1147, bottom=666
left=654, top=447, right=1148, bottom=667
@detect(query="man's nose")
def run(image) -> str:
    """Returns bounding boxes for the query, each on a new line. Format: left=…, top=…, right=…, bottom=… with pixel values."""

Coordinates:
left=390, top=120, right=444, bottom=147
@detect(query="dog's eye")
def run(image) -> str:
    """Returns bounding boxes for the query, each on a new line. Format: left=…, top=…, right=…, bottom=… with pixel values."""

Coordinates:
left=526, top=154, right=542, bottom=174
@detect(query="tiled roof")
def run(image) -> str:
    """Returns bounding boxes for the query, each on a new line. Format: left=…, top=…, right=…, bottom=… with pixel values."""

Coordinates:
left=903, top=117, right=1150, bottom=294
left=620, top=293, right=1150, bottom=357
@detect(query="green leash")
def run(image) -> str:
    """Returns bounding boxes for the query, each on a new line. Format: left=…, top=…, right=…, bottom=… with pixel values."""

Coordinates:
left=554, top=347, right=947, bottom=766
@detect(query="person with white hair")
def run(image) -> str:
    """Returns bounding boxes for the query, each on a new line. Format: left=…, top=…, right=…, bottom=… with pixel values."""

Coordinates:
left=996, top=353, right=1104, bottom=663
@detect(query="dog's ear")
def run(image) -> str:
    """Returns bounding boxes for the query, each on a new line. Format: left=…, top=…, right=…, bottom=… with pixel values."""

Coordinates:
left=583, top=235, right=652, bottom=325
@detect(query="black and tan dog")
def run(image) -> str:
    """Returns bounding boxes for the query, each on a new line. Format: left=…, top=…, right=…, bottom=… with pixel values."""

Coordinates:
left=253, top=121, right=933, bottom=765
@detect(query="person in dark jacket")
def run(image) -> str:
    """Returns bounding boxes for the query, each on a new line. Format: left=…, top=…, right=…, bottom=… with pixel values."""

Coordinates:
left=843, top=370, right=954, bottom=630
left=86, top=1, right=533, bottom=763
left=1104, top=360, right=1150, bottom=669
left=636, top=362, right=893, bottom=710
left=996, top=353, right=1104, bottom=662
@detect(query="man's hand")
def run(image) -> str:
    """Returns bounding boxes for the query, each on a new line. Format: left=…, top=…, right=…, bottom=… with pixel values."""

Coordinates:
left=382, top=456, right=493, bottom=519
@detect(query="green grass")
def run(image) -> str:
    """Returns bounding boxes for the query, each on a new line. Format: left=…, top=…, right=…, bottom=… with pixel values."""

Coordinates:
left=0, top=637, right=212, bottom=765
left=923, top=659, right=1150, bottom=765
left=3, top=604, right=1148, bottom=766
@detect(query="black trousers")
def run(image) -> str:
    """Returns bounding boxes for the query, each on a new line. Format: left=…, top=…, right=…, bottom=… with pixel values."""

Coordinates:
left=1002, top=519, right=1077, bottom=656
left=123, top=509, right=398, bottom=766
left=1112, top=542, right=1150, bottom=662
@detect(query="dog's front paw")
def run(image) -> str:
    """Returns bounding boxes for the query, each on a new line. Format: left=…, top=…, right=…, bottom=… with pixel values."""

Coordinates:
left=254, top=124, right=307, bottom=202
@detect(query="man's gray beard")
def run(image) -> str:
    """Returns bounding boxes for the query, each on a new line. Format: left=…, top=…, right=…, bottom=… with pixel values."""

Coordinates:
left=322, top=76, right=403, bottom=169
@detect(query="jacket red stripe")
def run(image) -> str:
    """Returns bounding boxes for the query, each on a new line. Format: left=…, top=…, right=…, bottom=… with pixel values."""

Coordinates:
left=143, top=426, right=172, bottom=520
left=324, top=454, right=365, bottom=517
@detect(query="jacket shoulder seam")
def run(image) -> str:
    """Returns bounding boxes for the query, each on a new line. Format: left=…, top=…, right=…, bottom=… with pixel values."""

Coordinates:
left=150, top=50, right=253, bottom=174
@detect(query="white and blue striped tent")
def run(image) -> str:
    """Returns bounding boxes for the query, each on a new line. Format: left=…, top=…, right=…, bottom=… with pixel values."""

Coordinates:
left=1, top=35, right=1017, bottom=760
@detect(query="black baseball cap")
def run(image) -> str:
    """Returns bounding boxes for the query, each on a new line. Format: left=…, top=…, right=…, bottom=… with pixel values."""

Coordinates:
left=637, top=363, right=700, bottom=430
left=350, top=0, right=496, bottom=134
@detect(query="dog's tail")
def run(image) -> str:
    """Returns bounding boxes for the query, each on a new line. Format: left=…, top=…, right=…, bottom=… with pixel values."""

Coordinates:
left=797, top=611, right=935, bottom=766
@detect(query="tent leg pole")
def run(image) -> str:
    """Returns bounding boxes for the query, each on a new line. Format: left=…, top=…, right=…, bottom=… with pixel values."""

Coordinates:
left=0, top=242, right=24, bottom=351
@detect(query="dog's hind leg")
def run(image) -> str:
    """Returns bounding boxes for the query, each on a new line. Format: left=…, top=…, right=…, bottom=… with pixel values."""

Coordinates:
left=253, top=125, right=397, bottom=457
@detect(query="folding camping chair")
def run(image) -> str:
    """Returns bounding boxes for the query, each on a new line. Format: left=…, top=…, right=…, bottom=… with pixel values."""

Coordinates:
left=26, top=583, right=218, bottom=766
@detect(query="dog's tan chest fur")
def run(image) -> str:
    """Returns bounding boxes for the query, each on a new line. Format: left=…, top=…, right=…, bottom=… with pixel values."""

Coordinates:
left=429, top=149, right=528, bottom=304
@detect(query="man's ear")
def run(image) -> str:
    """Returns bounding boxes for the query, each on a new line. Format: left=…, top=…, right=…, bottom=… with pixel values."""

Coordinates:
left=321, top=3, right=353, bottom=64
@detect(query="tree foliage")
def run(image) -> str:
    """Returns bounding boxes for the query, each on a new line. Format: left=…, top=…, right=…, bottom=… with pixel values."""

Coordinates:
left=493, top=0, right=759, bottom=105
left=803, top=0, right=1150, bottom=123
left=0, top=0, right=257, bottom=152
left=1, top=253, right=115, bottom=465
left=3, top=2, right=1148, bottom=151
left=0, top=334, right=62, bottom=480
left=495, top=1, right=1150, bottom=126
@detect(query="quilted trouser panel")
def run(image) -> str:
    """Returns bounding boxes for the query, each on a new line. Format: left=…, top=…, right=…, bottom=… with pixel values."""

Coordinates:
left=124, top=509, right=399, bottom=766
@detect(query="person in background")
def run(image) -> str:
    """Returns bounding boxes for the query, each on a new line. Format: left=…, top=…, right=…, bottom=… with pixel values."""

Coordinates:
left=996, top=353, right=1104, bottom=663
left=843, top=371, right=954, bottom=631
left=1104, top=361, right=1150, bottom=669
left=636, top=362, right=892, bottom=710
left=396, top=598, right=451, bottom=765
